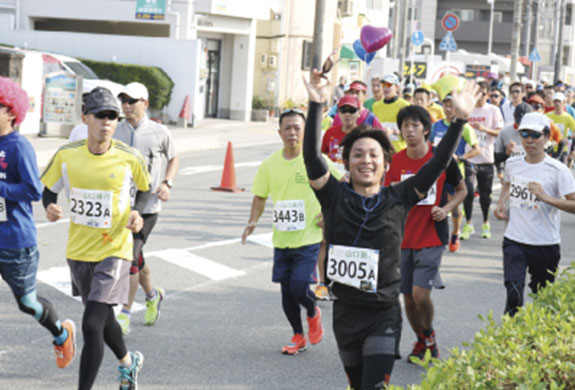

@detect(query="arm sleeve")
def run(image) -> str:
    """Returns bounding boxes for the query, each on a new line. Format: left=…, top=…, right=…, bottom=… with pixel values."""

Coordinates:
left=42, top=187, right=58, bottom=209
left=445, top=158, right=463, bottom=187
left=411, top=118, right=466, bottom=194
left=303, top=101, right=329, bottom=180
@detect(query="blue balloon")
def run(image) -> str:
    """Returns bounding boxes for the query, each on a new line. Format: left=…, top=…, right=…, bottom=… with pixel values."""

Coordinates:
left=353, top=39, right=376, bottom=65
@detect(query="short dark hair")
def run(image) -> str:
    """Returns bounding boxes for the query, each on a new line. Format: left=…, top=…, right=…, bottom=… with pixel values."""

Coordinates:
left=340, top=125, right=394, bottom=169
left=279, top=108, right=306, bottom=126
left=477, top=80, right=489, bottom=91
left=396, top=105, right=432, bottom=140
left=414, top=87, right=431, bottom=97
left=509, top=82, right=523, bottom=93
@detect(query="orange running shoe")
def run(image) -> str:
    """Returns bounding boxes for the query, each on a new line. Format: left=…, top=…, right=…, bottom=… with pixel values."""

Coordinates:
left=54, top=319, right=76, bottom=368
left=281, top=333, right=307, bottom=355
left=307, top=306, right=324, bottom=345
left=449, top=234, right=460, bottom=252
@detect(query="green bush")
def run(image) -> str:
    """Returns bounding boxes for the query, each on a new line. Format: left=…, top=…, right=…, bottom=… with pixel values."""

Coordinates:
left=80, top=59, right=174, bottom=110
left=391, top=264, right=575, bottom=390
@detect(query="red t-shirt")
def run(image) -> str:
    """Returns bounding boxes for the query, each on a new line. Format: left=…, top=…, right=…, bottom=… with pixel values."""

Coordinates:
left=321, top=125, right=348, bottom=163
left=384, top=145, right=461, bottom=249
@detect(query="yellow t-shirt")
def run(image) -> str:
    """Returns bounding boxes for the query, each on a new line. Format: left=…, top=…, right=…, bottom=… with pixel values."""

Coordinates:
left=427, top=102, right=445, bottom=123
left=252, top=150, right=342, bottom=249
left=372, top=97, right=410, bottom=151
left=41, top=140, right=150, bottom=262
left=546, top=112, right=575, bottom=153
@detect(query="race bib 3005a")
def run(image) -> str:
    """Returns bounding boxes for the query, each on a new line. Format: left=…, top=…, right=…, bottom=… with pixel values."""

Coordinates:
left=273, top=200, right=306, bottom=231
left=327, top=245, right=379, bottom=293
left=70, top=188, right=113, bottom=228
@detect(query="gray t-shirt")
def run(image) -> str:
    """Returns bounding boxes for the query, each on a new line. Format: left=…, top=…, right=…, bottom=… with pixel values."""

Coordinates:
left=495, top=124, right=524, bottom=158
left=114, top=116, right=177, bottom=214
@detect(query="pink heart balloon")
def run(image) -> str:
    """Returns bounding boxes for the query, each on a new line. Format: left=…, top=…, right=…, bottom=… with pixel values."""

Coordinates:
left=360, top=25, right=393, bottom=53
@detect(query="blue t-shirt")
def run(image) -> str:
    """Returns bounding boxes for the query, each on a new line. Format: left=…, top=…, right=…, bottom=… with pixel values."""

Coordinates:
left=0, top=131, right=42, bottom=249
left=566, top=104, right=575, bottom=119
left=430, top=120, right=468, bottom=157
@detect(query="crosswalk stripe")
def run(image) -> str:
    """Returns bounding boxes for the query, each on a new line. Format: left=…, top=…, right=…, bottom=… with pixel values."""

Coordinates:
left=147, top=249, right=246, bottom=281
left=179, top=161, right=262, bottom=176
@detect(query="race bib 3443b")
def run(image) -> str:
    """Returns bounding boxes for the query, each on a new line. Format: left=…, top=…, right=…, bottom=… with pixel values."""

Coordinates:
left=273, top=200, right=305, bottom=231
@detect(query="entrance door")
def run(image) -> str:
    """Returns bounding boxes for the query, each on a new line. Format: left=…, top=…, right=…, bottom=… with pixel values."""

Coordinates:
left=205, top=39, right=221, bottom=118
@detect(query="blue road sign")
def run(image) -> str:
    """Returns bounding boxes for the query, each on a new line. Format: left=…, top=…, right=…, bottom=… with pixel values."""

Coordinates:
left=439, top=31, right=457, bottom=52
left=411, top=30, right=425, bottom=46
left=529, top=48, right=541, bottom=62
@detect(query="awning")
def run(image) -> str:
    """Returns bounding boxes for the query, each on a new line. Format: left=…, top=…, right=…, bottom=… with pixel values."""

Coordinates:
left=340, top=44, right=359, bottom=60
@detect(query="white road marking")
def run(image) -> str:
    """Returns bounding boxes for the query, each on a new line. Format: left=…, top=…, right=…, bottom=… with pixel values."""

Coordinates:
left=179, top=161, right=262, bottom=176
left=148, top=249, right=246, bottom=281
left=36, top=218, right=70, bottom=228
left=36, top=266, right=145, bottom=313
left=246, top=232, right=273, bottom=248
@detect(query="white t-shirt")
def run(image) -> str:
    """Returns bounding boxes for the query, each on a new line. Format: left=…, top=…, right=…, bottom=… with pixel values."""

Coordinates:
left=467, top=103, right=504, bottom=164
left=500, top=100, right=516, bottom=128
left=68, top=124, right=88, bottom=142
left=504, top=155, right=575, bottom=245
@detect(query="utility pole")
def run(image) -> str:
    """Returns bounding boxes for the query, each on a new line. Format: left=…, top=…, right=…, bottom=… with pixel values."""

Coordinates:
left=532, top=0, right=540, bottom=80
left=310, top=0, right=325, bottom=74
left=398, top=0, right=409, bottom=81
left=391, top=0, right=400, bottom=59
left=487, top=0, right=495, bottom=57
left=510, top=0, right=523, bottom=82
left=554, top=0, right=565, bottom=83
left=521, top=0, right=533, bottom=57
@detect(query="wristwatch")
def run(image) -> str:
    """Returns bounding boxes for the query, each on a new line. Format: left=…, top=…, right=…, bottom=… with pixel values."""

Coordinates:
left=162, top=179, right=174, bottom=189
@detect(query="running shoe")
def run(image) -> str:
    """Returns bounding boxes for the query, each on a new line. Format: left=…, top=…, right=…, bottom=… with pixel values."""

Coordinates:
left=281, top=333, right=307, bottom=355
left=118, top=351, right=144, bottom=390
left=481, top=223, right=491, bottom=239
left=314, top=283, right=330, bottom=301
left=307, top=306, right=324, bottom=345
left=145, top=287, right=165, bottom=326
left=117, top=312, right=131, bottom=335
left=460, top=223, right=475, bottom=240
left=424, top=332, right=439, bottom=359
left=448, top=234, right=460, bottom=252
left=407, top=337, right=426, bottom=363
left=54, top=319, right=76, bottom=368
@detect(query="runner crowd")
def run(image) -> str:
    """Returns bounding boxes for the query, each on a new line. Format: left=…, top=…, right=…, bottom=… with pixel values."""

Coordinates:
left=1, top=60, right=575, bottom=390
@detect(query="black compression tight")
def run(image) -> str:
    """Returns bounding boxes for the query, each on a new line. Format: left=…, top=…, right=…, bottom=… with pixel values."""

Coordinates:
left=281, top=280, right=316, bottom=335
left=79, top=301, right=127, bottom=390
left=346, top=354, right=394, bottom=390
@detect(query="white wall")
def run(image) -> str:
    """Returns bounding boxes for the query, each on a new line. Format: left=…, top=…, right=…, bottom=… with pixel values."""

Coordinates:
left=229, top=19, right=256, bottom=121
left=0, top=14, right=199, bottom=123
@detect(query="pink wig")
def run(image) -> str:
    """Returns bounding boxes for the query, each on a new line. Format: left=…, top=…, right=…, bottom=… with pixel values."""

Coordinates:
left=0, top=76, right=29, bottom=125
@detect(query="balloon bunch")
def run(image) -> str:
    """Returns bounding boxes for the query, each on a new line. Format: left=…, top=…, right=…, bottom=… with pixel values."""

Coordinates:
left=352, top=25, right=393, bottom=65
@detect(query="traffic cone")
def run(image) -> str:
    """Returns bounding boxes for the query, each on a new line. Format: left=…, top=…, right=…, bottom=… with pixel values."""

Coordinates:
left=178, top=95, right=191, bottom=128
left=211, top=142, right=245, bottom=193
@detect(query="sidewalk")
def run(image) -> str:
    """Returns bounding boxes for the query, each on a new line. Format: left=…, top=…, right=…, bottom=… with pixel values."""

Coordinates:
left=26, top=118, right=281, bottom=169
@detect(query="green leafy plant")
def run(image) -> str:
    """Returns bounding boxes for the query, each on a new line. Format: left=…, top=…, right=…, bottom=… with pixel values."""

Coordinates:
left=252, top=95, right=268, bottom=110
left=390, top=263, right=575, bottom=390
left=80, top=59, right=174, bottom=110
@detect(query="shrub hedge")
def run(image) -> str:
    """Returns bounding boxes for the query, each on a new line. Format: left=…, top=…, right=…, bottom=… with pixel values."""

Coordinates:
left=80, top=59, right=174, bottom=110
left=391, top=264, right=575, bottom=390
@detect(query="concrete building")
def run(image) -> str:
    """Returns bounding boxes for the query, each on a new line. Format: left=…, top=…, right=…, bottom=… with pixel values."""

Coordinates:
left=0, top=0, right=269, bottom=134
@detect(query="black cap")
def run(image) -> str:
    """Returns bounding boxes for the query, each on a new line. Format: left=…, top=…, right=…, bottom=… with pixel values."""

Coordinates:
left=514, top=102, right=534, bottom=125
left=83, top=87, right=120, bottom=115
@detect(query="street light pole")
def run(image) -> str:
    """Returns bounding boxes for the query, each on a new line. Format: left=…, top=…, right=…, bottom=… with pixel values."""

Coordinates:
left=487, top=0, right=494, bottom=57
left=310, top=0, right=325, bottom=75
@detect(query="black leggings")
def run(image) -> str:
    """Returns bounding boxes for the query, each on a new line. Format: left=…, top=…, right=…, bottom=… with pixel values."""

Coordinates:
left=79, top=301, right=127, bottom=390
left=463, top=163, right=494, bottom=222
left=346, top=354, right=394, bottom=390
left=281, top=280, right=316, bottom=335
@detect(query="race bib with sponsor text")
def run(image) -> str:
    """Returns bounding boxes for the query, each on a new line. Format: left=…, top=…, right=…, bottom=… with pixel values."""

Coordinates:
left=273, top=200, right=306, bottom=231
left=327, top=245, right=379, bottom=293
left=70, top=188, right=113, bottom=228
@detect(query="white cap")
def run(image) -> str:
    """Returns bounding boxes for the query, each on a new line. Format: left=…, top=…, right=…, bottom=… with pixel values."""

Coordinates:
left=553, top=92, right=566, bottom=102
left=382, top=73, right=400, bottom=85
left=119, top=82, right=149, bottom=100
left=518, top=112, right=551, bottom=133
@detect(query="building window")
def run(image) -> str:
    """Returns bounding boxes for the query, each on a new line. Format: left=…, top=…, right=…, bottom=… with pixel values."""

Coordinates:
left=502, top=11, right=513, bottom=23
left=454, top=9, right=474, bottom=22
left=479, top=10, right=502, bottom=23
left=566, top=5, right=572, bottom=26
left=407, top=7, right=420, bottom=20
left=366, top=0, right=383, bottom=11
left=302, top=40, right=312, bottom=71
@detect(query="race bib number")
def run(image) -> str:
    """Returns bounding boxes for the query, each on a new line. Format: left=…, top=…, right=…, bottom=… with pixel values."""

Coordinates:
left=477, top=132, right=489, bottom=147
left=70, top=188, right=113, bottom=228
left=273, top=200, right=305, bottom=231
left=327, top=245, right=379, bottom=293
left=401, top=173, right=437, bottom=205
left=382, top=122, right=399, bottom=141
left=509, top=143, right=525, bottom=158
left=510, top=176, right=540, bottom=211
left=0, top=197, right=6, bottom=222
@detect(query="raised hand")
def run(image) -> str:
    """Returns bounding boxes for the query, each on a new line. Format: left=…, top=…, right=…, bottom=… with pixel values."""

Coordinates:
left=451, top=80, right=482, bottom=120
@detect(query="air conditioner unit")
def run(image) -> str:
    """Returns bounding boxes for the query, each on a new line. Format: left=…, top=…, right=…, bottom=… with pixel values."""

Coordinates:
left=340, top=0, right=354, bottom=17
left=268, top=55, right=278, bottom=69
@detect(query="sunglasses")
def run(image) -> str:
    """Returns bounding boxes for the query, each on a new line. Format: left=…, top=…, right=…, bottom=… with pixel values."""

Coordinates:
left=120, top=97, right=141, bottom=105
left=519, top=130, right=543, bottom=139
left=381, top=82, right=394, bottom=88
left=339, top=106, right=359, bottom=114
left=530, top=103, right=543, bottom=110
left=279, top=108, right=306, bottom=124
left=510, top=89, right=522, bottom=94
left=490, top=94, right=501, bottom=99
left=93, top=111, right=119, bottom=120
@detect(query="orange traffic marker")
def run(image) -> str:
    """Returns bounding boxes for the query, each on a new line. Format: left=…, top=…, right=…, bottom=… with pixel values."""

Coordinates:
left=211, top=142, right=245, bottom=193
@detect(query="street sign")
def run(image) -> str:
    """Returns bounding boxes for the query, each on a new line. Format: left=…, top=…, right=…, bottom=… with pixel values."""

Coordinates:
left=465, top=64, right=492, bottom=79
left=529, top=48, right=541, bottom=62
left=442, top=13, right=460, bottom=32
left=411, top=30, right=425, bottom=46
left=136, top=0, right=166, bottom=20
left=439, top=31, right=457, bottom=52
left=404, top=62, right=428, bottom=79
